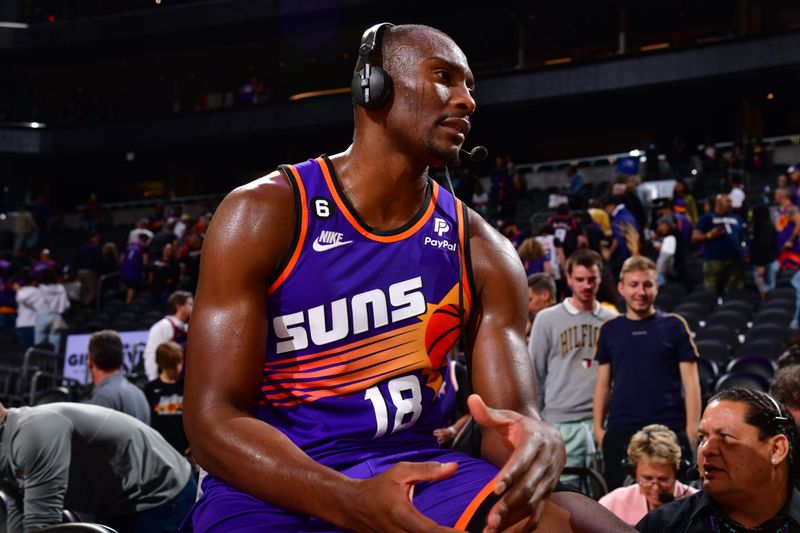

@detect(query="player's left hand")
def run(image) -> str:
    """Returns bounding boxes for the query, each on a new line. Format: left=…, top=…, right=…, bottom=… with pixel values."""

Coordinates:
left=468, top=394, right=566, bottom=532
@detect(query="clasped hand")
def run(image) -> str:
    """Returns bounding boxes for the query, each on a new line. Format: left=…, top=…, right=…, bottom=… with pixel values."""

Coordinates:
left=347, top=394, right=565, bottom=532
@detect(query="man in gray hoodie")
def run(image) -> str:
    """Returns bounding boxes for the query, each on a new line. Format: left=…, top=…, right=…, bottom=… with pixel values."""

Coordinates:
left=0, top=401, right=194, bottom=533
left=529, top=249, right=617, bottom=487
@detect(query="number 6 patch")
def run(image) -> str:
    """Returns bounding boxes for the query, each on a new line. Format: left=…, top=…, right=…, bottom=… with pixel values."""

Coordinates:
left=312, top=197, right=333, bottom=219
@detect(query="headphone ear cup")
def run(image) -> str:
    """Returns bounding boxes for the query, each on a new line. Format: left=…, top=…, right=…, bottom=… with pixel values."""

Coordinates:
left=351, top=66, right=393, bottom=109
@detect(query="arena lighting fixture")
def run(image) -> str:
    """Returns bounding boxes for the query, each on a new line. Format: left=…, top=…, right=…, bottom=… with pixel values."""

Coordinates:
left=639, top=156, right=647, bottom=163
left=767, top=93, right=775, bottom=100
left=288, top=87, right=351, bottom=101
left=691, top=169, right=698, bottom=175
left=629, top=149, right=641, bottom=157
left=0, top=22, right=28, bottom=29
left=640, top=42, right=670, bottom=52
left=544, top=57, right=572, bottom=66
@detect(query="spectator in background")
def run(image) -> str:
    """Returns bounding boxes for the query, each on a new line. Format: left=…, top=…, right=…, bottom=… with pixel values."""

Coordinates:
left=128, top=218, right=154, bottom=244
left=74, top=230, right=102, bottom=308
left=588, top=204, right=613, bottom=241
left=32, top=248, right=56, bottom=275
left=526, top=273, right=556, bottom=339
left=488, top=154, right=508, bottom=207
left=518, top=237, right=550, bottom=277
left=14, top=270, right=38, bottom=349
left=749, top=204, right=779, bottom=299
left=0, top=402, right=195, bottom=533
left=775, top=187, right=800, bottom=270
left=599, top=424, right=697, bottom=525
left=82, top=192, right=102, bottom=233
left=85, top=329, right=150, bottom=424
left=99, top=241, right=121, bottom=296
left=612, top=176, right=647, bottom=231
left=149, top=242, right=179, bottom=306
left=33, top=267, right=70, bottom=351
left=728, top=174, right=746, bottom=215
left=174, top=213, right=192, bottom=242
left=593, top=256, right=701, bottom=490
left=672, top=179, right=699, bottom=224
left=0, top=262, right=16, bottom=338
left=536, top=224, right=566, bottom=297
left=12, top=206, right=37, bottom=255
left=497, top=218, right=523, bottom=249
left=547, top=203, right=587, bottom=259
left=602, top=195, right=641, bottom=276
left=121, top=232, right=149, bottom=304
left=636, top=388, right=799, bottom=532
left=530, top=249, right=616, bottom=489
left=143, top=290, right=193, bottom=381
left=692, top=193, right=745, bottom=298
left=149, top=218, right=177, bottom=258
left=577, top=210, right=607, bottom=254
left=653, top=215, right=688, bottom=287
left=177, top=232, right=203, bottom=293
left=565, top=164, right=585, bottom=206
left=771, top=364, right=800, bottom=429
left=149, top=204, right=167, bottom=233
left=596, top=266, right=622, bottom=313
left=144, top=341, right=189, bottom=456
left=471, top=181, right=489, bottom=217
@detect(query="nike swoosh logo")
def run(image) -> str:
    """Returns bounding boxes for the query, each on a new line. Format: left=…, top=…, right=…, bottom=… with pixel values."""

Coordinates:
left=312, top=239, right=353, bottom=252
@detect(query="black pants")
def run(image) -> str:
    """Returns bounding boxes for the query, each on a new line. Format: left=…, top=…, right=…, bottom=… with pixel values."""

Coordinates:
left=602, top=427, right=693, bottom=491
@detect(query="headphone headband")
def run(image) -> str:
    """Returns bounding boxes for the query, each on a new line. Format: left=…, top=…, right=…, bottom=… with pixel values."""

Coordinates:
left=352, top=22, right=395, bottom=109
left=358, top=22, right=395, bottom=61
left=763, top=392, right=790, bottom=423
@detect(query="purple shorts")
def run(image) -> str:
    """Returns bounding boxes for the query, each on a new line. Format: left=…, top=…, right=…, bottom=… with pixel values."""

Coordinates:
left=181, top=448, right=499, bottom=532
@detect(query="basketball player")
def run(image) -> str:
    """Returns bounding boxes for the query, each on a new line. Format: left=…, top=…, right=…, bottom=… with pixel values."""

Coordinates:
left=183, top=24, right=632, bottom=532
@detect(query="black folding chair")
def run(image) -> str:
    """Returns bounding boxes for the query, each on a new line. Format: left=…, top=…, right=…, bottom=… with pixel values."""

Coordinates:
left=725, top=355, right=778, bottom=381
left=714, top=371, right=771, bottom=393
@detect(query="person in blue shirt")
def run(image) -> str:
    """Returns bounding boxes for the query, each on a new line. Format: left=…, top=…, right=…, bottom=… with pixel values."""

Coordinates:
left=691, top=193, right=745, bottom=297
left=593, top=256, right=702, bottom=491
left=601, top=195, right=641, bottom=276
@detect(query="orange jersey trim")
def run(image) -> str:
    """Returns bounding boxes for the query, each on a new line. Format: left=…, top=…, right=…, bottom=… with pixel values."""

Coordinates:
left=454, top=478, right=496, bottom=530
left=455, top=196, right=472, bottom=312
left=268, top=164, right=309, bottom=295
left=316, top=156, right=438, bottom=243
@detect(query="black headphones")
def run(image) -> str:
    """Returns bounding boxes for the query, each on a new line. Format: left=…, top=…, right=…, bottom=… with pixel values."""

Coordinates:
left=351, top=22, right=395, bottom=109
left=622, top=454, right=693, bottom=481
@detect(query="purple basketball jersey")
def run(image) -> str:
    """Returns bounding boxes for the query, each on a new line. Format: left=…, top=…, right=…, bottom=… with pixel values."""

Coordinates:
left=256, top=156, right=471, bottom=469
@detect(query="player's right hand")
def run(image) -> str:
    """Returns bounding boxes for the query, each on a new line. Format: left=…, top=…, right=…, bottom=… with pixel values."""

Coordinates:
left=346, top=461, right=460, bottom=533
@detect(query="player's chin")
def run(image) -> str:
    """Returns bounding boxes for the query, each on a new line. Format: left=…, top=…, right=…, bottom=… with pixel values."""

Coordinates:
left=426, top=143, right=460, bottom=167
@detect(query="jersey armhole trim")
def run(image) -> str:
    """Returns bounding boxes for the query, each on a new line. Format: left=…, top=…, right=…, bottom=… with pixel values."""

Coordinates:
left=268, top=164, right=308, bottom=295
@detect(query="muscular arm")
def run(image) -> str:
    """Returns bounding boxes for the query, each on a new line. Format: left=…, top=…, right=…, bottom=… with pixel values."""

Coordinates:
left=466, top=212, right=565, bottom=528
left=467, top=211, right=550, bottom=448
left=183, top=173, right=354, bottom=525
left=183, top=173, right=455, bottom=533
left=466, top=212, right=632, bottom=533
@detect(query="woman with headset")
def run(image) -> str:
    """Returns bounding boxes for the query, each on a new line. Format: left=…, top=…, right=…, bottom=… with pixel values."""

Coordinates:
left=599, top=424, right=698, bottom=525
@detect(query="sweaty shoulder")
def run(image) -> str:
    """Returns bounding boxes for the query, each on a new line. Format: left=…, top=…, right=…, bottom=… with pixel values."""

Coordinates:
left=204, top=170, right=297, bottom=280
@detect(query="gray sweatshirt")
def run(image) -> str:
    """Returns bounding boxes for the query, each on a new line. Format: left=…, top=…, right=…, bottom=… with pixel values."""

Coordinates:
left=529, top=299, right=617, bottom=423
left=0, top=402, right=191, bottom=533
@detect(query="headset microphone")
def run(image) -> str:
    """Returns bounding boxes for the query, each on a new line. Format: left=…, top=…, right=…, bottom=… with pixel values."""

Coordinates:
left=460, top=146, right=488, bottom=163
left=685, top=463, right=701, bottom=481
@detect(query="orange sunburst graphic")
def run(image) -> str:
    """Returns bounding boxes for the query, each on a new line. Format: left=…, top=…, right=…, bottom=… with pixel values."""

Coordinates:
left=261, top=284, right=470, bottom=406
